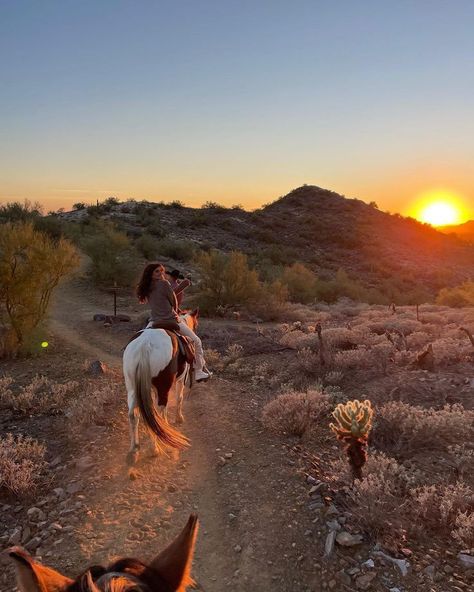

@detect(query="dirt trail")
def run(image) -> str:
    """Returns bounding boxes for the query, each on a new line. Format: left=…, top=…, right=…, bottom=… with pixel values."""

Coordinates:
left=44, top=278, right=319, bottom=591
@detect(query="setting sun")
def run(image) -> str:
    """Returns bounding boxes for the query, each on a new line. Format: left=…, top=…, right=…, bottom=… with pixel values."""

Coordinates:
left=419, top=201, right=461, bottom=226
left=410, top=190, right=469, bottom=227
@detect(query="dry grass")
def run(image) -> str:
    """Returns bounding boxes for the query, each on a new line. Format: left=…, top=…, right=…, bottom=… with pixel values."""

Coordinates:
left=372, top=401, right=474, bottom=458
left=66, top=378, right=122, bottom=430
left=0, top=374, right=79, bottom=415
left=0, top=433, right=47, bottom=496
left=262, top=389, right=330, bottom=437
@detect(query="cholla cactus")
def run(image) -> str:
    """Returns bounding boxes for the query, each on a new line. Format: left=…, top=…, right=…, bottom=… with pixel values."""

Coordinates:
left=330, top=399, right=373, bottom=480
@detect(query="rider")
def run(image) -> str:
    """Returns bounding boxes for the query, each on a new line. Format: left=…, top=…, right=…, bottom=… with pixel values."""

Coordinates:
left=136, top=263, right=211, bottom=382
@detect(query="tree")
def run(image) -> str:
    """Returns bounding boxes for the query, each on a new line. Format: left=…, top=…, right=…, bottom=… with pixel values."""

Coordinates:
left=0, top=223, right=79, bottom=355
left=196, top=250, right=261, bottom=312
left=281, top=262, right=318, bottom=303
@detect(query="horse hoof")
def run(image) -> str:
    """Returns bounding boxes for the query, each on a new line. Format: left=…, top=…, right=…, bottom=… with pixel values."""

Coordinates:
left=127, top=449, right=139, bottom=466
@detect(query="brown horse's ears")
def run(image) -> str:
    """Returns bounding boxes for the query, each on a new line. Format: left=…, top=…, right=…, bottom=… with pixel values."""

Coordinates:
left=149, top=514, right=199, bottom=591
left=191, top=308, right=199, bottom=318
left=8, top=547, right=73, bottom=592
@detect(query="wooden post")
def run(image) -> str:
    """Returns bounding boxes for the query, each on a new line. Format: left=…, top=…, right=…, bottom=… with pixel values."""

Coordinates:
left=113, top=281, right=117, bottom=318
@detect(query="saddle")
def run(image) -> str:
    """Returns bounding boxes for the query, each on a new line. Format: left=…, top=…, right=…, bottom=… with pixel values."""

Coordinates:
left=126, top=321, right=196, bottom=366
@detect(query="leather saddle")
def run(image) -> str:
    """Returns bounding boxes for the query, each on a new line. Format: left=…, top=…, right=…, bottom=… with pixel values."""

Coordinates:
left=126, top=321, right=196, bottom=366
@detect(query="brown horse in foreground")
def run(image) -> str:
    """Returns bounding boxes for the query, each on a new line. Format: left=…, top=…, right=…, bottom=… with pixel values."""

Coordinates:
left=8, top=514, right=198, bottom=592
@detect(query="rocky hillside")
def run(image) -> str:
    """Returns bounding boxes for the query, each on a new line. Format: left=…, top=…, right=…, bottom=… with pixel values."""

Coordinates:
left=440, top=220, right=474, bottom=243
left=60, top=186, right=474, bottom=300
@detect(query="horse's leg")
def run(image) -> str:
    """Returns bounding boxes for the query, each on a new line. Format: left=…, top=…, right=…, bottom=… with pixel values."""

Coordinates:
left=126, top=388, right=140, bottom=466
left=176, top=376, right=185, bottom=424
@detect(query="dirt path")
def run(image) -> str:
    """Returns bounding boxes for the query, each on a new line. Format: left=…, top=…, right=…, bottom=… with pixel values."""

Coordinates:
left=42, top=278, right=322, bottom=591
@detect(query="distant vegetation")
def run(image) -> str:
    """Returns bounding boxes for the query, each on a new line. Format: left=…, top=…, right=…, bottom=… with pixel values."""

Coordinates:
left=2, top=185, right=474, bottom=317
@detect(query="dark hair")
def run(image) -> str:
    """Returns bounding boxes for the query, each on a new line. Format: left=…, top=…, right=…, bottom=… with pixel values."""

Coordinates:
left=168, top=269, right=181, bottom=279
left=136, top=263, right=164, bottom=302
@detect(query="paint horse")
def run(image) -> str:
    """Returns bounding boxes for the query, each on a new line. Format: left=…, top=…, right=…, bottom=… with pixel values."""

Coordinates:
left=123, top=310, right=199, bottom=465
left=8, top=514, right=198, bottom=592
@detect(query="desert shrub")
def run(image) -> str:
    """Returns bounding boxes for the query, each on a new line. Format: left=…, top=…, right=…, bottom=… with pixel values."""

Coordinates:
left=155, top=238, right=195, bottom=261
left=147, top=220, right=166, bottom=238
left=0, top=374, right=79, bottom=415
left=0, top=200, right=42, bottom=223
left=135, top=233, right=158, bottom=260
left=295, top=348, right=322, bottom=376
left=407, top=330, right=431, bottom=350
left=372, top=401, right=474, bottom=458
left=67, top=379, right=122, bottom=429
left=262, top=389, right=330, bottom=437
left=437, top=282, right=474, bottom=307
left=73, top=202, right=86, bottom=210
left=253, top=280, right=289, bottom=321
left=0, top=222, right=79, bottom=355
left=280, top=263, right=318, bottom=304
left=201, top=201, right=225, bottom=210
left=81, top=222, right=137, bottom=286
left=196, top=250, right=261, bottom=313
left=279, top=329, right=319, bottom=350
left=182, top=211, right=208, bottom=228
left=224, top=343, right=244, bottom=362
left=203, top=348, right=222, bottom=369
left=0, top=433, right=47, bottom=495
left=432, top=337, right=471, bottom=365
left=410, top=482, right=473, bottom=543
left=324, top=370, right=344, bottom=385
left=447, top=444, right=474, bottom=478
left=334, top=348, right=372, bottom=370
left=168, top=200, right=184, bottom=209
left=452, top=511, right=474, bottom=547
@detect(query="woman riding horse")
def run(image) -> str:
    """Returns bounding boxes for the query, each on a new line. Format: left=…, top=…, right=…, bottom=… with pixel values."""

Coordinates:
left=136, top=263, right=211, bottom=382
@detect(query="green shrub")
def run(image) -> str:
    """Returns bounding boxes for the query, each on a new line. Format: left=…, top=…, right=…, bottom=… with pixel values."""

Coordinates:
left=437, top=282, right=474, bottom=307
left=81, top=223, right=138, bottom=286
left=156, top=238, right=195, bottom=261
left=281, top=263, right=318, bottom=303
left=135, top=233, right=158, bottom=260
left=196, top=250, right=261, bottom=313
left=0, top=223, right=79, bottom=355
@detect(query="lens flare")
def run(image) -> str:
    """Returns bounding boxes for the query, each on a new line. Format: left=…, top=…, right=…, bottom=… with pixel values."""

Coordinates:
left=41, top=341, right=49, bottom=348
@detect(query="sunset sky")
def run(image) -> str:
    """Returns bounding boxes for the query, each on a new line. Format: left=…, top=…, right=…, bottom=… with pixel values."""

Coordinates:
left=1, top=1, right=473, bottom=221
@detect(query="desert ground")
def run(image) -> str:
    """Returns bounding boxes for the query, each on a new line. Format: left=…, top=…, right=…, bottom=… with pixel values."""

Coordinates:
left=1, top=271, right=473, bottom=592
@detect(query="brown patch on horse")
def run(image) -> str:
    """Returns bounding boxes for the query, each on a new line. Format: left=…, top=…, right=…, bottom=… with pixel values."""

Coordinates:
left=152, top=332, right=179, bottom=407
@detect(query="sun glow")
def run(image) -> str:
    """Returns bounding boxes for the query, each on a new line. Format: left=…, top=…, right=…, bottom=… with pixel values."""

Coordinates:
left=411, top=191, right=468, bottom=227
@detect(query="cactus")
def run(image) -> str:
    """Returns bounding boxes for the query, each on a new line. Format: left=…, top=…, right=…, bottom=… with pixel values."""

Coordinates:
left=330, top=399, right=373, bottom=480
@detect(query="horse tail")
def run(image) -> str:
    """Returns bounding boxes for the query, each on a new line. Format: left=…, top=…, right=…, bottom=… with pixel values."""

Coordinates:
left=134, top=342, right=189, bottom=451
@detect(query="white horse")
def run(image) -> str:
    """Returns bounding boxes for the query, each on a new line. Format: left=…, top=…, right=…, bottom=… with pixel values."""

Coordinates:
left=123, top=311, right=199, bottom=465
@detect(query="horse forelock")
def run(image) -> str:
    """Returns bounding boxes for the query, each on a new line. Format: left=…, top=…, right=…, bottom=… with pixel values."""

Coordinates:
left=70, top=559, right=160, bottom=592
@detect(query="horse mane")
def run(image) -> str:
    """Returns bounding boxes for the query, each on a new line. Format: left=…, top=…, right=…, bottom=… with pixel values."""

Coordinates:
left=66, top=559, right=172, bottom=592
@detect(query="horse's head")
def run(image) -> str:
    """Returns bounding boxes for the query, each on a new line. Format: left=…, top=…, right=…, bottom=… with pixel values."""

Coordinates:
left=8, top=515, right=198, bottom=592
left=180, top=308, right=199, bottom=332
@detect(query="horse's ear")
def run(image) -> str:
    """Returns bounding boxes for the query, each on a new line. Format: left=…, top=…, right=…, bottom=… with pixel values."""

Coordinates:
left=8, top=547, right=73, bottom=592
left=191, top=308, right=199, bottom=319
left=150, top=514, right=199, bottom=591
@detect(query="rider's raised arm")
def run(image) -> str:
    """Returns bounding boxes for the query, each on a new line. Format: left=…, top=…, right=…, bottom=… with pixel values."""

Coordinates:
left=174, top=278, right=191, bottom=296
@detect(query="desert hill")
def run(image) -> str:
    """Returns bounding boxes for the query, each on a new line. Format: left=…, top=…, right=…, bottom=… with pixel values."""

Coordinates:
left=60, top=185, right=474, bottom=301
left=440, top=219, right=474, bottom=243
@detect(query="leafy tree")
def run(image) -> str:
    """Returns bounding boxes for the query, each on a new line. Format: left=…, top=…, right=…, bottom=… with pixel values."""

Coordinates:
left=81, top=222, right=137, bottom=286
left=281, top=262, right=318, bottom=303
left=196, top=250, right=261, bottom=312
left=0, top=223, right=79, bottom=355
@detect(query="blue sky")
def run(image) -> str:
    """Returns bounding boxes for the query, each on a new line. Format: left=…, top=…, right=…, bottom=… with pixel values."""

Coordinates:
left=1, top=0, right=473, bottom=216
